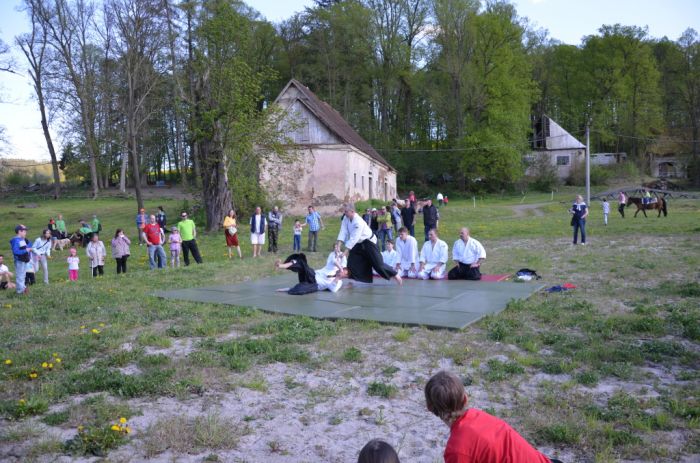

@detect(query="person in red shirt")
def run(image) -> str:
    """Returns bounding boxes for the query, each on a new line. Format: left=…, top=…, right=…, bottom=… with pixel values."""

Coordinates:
left=425, top=371, right=562, bottom=463
left=142, top=214, right=166, bottom=269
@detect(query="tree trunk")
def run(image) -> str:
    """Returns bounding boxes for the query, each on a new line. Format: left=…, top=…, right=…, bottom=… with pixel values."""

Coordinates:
left=37, top=82, right=60, bottom=199
left=198, top=121, right=232, bottom=232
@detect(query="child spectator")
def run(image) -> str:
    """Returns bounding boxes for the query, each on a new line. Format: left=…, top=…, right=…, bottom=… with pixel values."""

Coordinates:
left=292, top=219, right=304, bottom=252
left=0, top=254, right=16, bottom=290
left=67, top=248, right=80, bottom=281
left=425, top=370, right=557, bottom=463
left=24, top=254, right=36, bottom=286
left=602, top=198, right=610, bottom=226
left=168, top=227, right=182, bottom=268
left=86, top=234, right=106, bottom=277
left=357, top=439, right=400, bottom=463
left=111, top=229, right=131, bottom=274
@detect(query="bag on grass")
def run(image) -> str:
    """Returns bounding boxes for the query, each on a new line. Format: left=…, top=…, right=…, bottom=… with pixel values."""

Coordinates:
left=516, top=268, right=541, bottom=280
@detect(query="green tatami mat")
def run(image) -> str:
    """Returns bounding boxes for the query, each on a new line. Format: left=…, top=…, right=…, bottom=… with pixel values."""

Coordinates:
left=155, top=275, right=543, bottom=329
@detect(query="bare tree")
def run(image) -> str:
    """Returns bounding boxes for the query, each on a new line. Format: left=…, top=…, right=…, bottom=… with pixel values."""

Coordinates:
left=17, top=2, right=62, bottom=198
left=109, top=0, right=168, bottom=209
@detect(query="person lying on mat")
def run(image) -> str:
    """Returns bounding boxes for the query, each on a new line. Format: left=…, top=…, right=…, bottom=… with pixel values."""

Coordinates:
left=395, top=227, right=419, bottom=278
left=337, top=203, right=402, bottom=286
left=448, top=227, right=485, bottom=281
left=418, top=229, right=448, bottom=280
left=274, top=253, right=344, bottom=295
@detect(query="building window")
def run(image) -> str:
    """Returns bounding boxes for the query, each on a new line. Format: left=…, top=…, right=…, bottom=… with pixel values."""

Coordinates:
left=556, top=155, right=570, bottom=166
left=354, top=173, right=357, bottom=188
left=361, top=176, right=364, bottom=189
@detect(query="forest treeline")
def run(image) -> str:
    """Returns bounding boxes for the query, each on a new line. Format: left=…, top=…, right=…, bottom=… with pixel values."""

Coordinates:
left=1, top=0, right=699, bottom=229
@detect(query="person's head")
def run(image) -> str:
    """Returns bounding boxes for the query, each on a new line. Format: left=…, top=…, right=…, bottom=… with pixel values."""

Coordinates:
left=575, top=195, right=583, bottom=203
left=69, top=247, right=77, bottom=256
left=371, top=208, right=377, bottom=216
left=158, top=206, right=164, bottom=212
left=149, top=214, right=157, bottom=223
left=57, top=214, right=63, bottom=220
left=42, top=229, right=51, bottom=239
left=114, top=228, right=124, bottom=239
left=228, top=209, right=236, bottom=218
left=398, top=227, right=408, bottom=240
left=180, top=211, right=188, bottom=220
left=15, top=224, right=27, bottom=237
left=333, top=241, right=343, bottom=253
left=603, top=198, right=607, bottom=202
left=343, top=203, right=356, bottom=220
left=171, top=226, right=179, bottom=234
left=273, top=205, right=279, bottom=212
left=365, top=208, right=371, bottom=214
left=385, top=205, right=391, bottom=213
left=294, top=219, right=300, bottom=225
left=255, top=206, right=262, bottom=215
left=308, top=205, right=315, bottom=213
left=425, top=370, right=468, bottom=425
left=91, top=233, right=99, bottom=242
left=357, top=439, right=400, bottom=463
left=386, top=240, right=394, bottom=252
left=93, top=214, right=97, bottom=219
left=49, top=218, right=55, bottom=224
left=459, top=227, right=470, bottom=242
left=428, top=228, right=438, bottom=243
left=426, top=199, right=432, bottom=206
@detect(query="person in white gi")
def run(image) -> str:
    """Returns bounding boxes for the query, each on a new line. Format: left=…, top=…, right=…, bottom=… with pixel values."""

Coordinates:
left=448, top=227, right=486, bottom=280
left=374, top=239, right=399, bottom=275
left=418, top=229, right=448, bottom=280
left=337, top=204, right=401, bottom=284
left=395, top=227, right=419, bottom=278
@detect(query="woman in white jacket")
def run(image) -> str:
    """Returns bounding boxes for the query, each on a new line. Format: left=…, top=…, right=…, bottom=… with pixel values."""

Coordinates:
left=32, top=229, right=53, bottom=284
left=86, top=234, right=107, bottom=277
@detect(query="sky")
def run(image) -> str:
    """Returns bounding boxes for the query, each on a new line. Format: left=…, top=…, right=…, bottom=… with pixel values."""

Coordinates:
left=1, top=0, right=699, bottom=161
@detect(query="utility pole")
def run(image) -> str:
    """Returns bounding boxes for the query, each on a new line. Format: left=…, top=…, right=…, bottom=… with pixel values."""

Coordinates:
left=585, top=123, right=591, bottom=205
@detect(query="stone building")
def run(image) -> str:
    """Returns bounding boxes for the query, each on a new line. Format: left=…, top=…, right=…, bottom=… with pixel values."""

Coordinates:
left=526, top=115, right=586, bottom=180
left=259, top=79, right=397, bottom=215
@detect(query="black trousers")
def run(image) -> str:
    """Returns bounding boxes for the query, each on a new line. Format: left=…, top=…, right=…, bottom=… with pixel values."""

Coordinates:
left=92, top=265, right=104, bottom=277
left=268, top=227, right=279, bottom=252
left=348, top=239, right=397, bottom=283
left=182, top=239, right=202, bottom=265
left=448, top=262, right=481, bottom=280
left=284, top=253, right=318, bottom=295
left=618, top=203, right=625, bottom=218
left=25, top=273, right=36, bottom=285
left=115, top=256, right=128, bottom=274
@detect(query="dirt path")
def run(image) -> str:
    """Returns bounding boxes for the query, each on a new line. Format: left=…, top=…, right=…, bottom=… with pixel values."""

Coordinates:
left=510, top=202, right=550, bottom=217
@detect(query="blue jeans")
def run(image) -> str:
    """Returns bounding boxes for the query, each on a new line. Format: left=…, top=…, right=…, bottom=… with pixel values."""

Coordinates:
left=378, top=228, right=393, bottom=251
left=148, top=244, right=167, bottom=269
left=408, top=224, right=415, bottom=237
left=14, top=260, right=27, bottom=294
left=293, top=234, right=301, bottom=252
left=573, top=219, right=586, bottom=244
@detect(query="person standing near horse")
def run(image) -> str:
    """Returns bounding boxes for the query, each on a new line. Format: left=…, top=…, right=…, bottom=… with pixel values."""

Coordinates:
left=617, top=191, right=626, bottom=218
left=569, top=195, right=588, bottom=245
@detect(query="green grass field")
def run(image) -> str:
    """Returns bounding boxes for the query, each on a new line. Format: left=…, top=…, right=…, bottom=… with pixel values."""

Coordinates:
left=0, top=190, right=698, bottom=462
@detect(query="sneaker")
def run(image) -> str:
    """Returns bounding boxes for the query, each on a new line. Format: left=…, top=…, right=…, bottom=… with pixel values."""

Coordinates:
left=581, top=243, right=586, bottom=246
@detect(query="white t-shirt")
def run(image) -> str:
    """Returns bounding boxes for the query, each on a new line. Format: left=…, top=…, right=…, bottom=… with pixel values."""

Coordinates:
left=452, top=237, right=486, bottom=265
left=602, top=202, right=610, bottom=214
left=67, top=256, right=80, bottom=270
left=381, top=249, right=399, bottom=268
left=437, top=193, right=444, bottom=201
left=0, top=264, right=9, bottom=273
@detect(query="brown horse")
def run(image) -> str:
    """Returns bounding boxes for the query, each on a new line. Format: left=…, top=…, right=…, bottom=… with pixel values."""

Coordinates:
left=627, top=196, right=667, bottom=218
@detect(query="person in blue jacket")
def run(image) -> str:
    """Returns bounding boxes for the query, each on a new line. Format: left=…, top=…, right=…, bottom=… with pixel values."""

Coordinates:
left=10, top=224, right=32, bottom=294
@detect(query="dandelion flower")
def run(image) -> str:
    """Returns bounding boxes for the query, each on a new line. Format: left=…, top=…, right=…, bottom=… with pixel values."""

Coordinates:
left=124, top=426, right=131, bottom=434
left=77, top=425, right=84, bottom=432
left=4, top=359, right=11, bottom=365
left=48, top=363, right=54, bottom=369
left=99, top=323, right=105, bottom=327
left=29, top=372, right=38, bottom=379
left=3, top=304, right=11, bottom=309
left=91, top=329, right=101, bottom=334
left=18, top=399, right=26, bottom=405
left=42, top=362, right=48, bottom=368
left=80, top=325, right=86, bottom=329
left=56, top=358, right=62, bottom=363
left=52, top=353, right=59, bottom=357
left=111, top=425, right=121, bottom=432
left=119, top=417, right=127, bottom=424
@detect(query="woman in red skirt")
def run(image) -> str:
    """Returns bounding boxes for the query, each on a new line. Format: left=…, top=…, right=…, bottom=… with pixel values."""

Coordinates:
left=222, top=209, right=242, bottom=259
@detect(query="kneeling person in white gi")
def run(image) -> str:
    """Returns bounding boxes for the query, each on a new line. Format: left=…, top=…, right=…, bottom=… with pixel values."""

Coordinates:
left=448, top=227, right=486, bottom=280
left=418, top=229, right=448, bottom=280
left=375, top=239, right=399, bottom=275
left=395, top=227, right=418, bottom=278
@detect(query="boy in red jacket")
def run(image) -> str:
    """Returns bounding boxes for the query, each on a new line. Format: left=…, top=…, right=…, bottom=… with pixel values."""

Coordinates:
left=425, top=371, right=562, bottom=463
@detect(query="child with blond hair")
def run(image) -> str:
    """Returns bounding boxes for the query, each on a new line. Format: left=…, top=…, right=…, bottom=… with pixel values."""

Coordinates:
left=425, top=370, right=561, bottom=463
left=67, top=248, right=79, bottom=281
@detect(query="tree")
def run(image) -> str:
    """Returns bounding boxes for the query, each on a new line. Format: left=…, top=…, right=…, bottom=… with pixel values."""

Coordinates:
left=18, top=1, right=62, bottom=199
left=677, top=29, right=700, bottom=184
